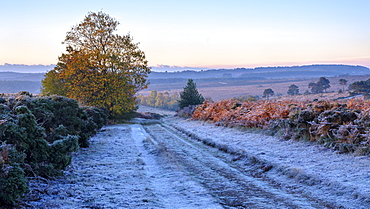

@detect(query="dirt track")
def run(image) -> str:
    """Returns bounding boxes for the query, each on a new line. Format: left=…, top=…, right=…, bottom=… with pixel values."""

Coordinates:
left=21, top=108, right=370, bottom=208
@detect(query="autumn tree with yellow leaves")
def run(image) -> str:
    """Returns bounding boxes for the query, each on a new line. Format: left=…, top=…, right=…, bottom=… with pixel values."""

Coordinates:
left=41, top=11, right=150, bottom=117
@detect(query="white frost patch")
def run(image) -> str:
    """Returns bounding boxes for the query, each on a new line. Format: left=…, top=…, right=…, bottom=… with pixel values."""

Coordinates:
left=165, top=116, right=370, bottom=208
left=130, top=124, right=222, bottom=209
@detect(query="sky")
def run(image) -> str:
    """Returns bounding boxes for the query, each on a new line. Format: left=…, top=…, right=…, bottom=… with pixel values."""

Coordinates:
left=1, top=0, right=370, bottom=69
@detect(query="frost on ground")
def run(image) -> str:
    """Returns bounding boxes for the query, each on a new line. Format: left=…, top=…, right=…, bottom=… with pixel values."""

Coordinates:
left=21, top=106, right=370, bottom=208
left=22, top=123, right=221, bottom=209
left=165, top=116, right=370, bottom=209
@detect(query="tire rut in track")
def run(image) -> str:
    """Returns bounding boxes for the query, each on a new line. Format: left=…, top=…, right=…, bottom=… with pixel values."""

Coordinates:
left=143, top=123, right=328, bottom=209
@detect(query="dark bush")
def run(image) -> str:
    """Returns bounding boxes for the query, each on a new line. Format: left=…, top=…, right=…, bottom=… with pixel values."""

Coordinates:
left=0, top=94, right=107, bottom=205
left=83, top=107, right=108, bottom=129
left=14, top=96, right=107, bottom=147
left=0, top=143, right=28, bottom=205
left=17, top=91, right=33, bottom=97
left=48, top=135, right=79, bottom=172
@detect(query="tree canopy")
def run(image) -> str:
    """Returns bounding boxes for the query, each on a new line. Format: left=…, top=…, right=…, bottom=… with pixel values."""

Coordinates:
left=287, top=84, right=299, bottom=96
left=349, top=79, right=370, bottom=95
left=339, top=78, right=348, bottom=91
left=137, top=90, right=179, bottom=111
left=308, top=77, right=330, bottom=93
left=41, top=11, right=150, bottom=117
left=178, top=79, right=204, bottom=109
left=263, top=88, right=274, bottom=100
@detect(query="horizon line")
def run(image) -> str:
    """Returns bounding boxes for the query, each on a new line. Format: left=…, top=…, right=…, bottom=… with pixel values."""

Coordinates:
left=1, top=62, right=369, bottom=70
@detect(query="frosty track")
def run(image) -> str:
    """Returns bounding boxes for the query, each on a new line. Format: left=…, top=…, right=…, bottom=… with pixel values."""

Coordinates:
left=23, top=113, right=370, bottom=208
left=143, top=122, right=329, bottom=208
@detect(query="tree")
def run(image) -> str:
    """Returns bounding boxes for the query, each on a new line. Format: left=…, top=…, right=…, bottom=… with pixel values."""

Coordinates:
left=317, top=77, right=331, bottom=92
left=41, top=11, right=150, bottom=117
left=178, top=79, right=204, bottom=109
left=155, top=92, right=166, bottom=107
left=308, top=82, right=322, bottom=94
left=263, top=88, right=274, bottom=100
left=287, top=84, right=299, bottom=96
left=308, top=77, right=330, bottom=93
left=349, top=79, right=370, bottom=95
left=339, top=78, right=347, bottom=91
left=41, top=70, right=65, bottom=96
left=147, top=90, right=158, bottom=106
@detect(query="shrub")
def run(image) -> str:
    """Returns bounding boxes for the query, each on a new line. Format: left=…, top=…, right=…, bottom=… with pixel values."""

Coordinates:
left=14, top=96, right=107, bottom=147
left=83, top=107, right=108, bottom=130
left=48, top=135, right=79, bottom=172
left=0, top=94, right=108, bottom=205
left=0, top=143, right=28, bottom=205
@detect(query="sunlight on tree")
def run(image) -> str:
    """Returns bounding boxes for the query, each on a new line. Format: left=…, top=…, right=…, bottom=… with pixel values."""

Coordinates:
left=41, top=11, right=150, bottom=117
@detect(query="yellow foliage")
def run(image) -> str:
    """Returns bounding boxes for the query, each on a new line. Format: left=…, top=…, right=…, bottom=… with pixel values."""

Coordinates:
left=41, top=12, right=150, bottom=116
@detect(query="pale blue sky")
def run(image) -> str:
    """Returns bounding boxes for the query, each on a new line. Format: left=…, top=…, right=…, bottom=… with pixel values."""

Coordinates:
left=1, top=0, right=370, bottom=68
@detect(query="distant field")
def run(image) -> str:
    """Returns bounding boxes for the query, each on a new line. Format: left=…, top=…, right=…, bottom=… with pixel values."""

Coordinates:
left=1, top=64, right=369, bottom=98
left=140, top=74, right=370, bottom=101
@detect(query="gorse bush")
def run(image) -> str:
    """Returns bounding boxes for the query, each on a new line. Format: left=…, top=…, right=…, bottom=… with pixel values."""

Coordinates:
left=0, top=143, right=28, bottom=205
left=18, top=95, right=107, bottom=147
left=0, top=92, right=107, bottom=205
left=192, top=98, right=370, bottom=155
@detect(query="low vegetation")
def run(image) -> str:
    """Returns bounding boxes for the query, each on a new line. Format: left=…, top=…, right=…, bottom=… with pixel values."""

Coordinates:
left=192, top=98, right=370, bottom=155
left=0, top=92, right=107, bottom=205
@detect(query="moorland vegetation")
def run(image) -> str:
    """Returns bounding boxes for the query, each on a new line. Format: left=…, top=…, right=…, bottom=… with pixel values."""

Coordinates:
left=189, top=72, right=370, bottom=157
left=2, top=10, right=370, bottom=207
left=0, top=92, right=107, bottom=205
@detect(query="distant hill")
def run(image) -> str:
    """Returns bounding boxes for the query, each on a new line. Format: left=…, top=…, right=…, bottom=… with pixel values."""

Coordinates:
left=0, top=63, right=54, bottom=73
left=148, top=65, right=370, bottom=80
left=0, top=72, right=45, bottom=81
left=151, top=65, right=208, bottom=72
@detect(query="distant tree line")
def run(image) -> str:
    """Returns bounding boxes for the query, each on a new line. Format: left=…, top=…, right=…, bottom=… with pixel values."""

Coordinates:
left=138, top=79, right=206, bottom=111
left=263, top=77, right=350, bottom=99
left=137, top=90, right=179, bottom=111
